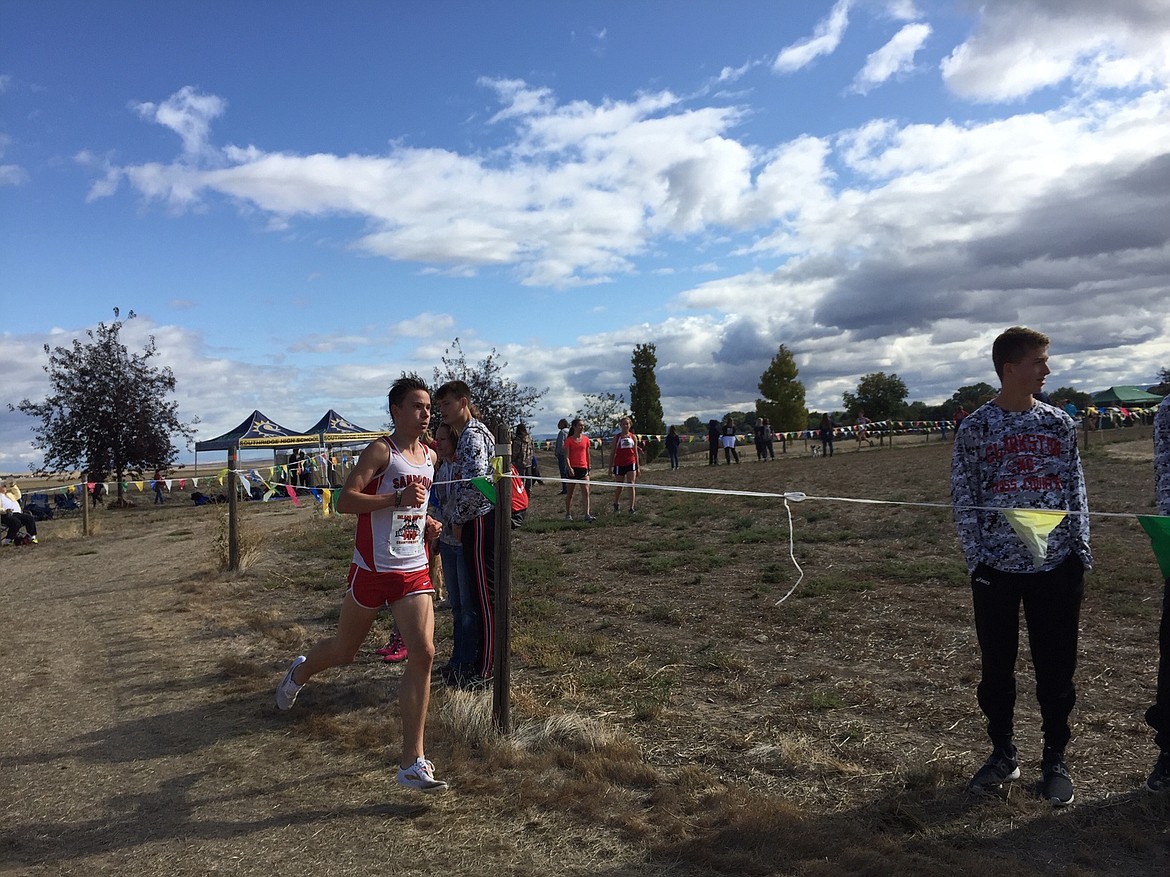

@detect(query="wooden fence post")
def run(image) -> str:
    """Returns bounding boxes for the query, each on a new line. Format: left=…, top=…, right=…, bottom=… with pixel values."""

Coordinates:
left=493, top=425, right=513, bottom=735
left=228, top=446, right=239, bottom=572
left=81, top=471, right=90, bottom=537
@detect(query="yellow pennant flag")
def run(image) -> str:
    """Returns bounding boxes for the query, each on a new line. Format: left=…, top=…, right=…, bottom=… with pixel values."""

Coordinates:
left=492, top=455, right=505, bottom=481
left=321, top=488, right=332, bottom=517
left=1002, top=509, right=1067, bottom=566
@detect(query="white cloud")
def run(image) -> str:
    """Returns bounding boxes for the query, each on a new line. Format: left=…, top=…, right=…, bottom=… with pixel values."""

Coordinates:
left=53, top=4, right=1170, bottom=453
left=851, top=22, right=932, bottom=94
left=942, top=0, right=1170, bottom=101
left=773, top=0, right=854, bottom=74
left=96, top=83, right=755, bottom=288
left=133, top=86, right=227, bottom=159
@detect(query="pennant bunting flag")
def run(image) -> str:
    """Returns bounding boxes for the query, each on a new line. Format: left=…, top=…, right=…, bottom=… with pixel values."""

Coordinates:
left=1138, top=516, right=1170, bottom=579
left=263, top=489, right=275, bottom=502
left=321, top=488, right=332, bottom=517
left=471, top=476, right=496, bottom=504
left=285, top=485, right=301, bottom=506
left=491, top=455, right=505, bottom=481
left=1002, top=509, right=1068, bottom=566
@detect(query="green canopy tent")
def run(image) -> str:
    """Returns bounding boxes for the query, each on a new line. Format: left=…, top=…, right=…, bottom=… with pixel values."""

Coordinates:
left=1091, top=386, right=1165, bottom=407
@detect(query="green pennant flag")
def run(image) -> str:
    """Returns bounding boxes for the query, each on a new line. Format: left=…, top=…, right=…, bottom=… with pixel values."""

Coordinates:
left=471, top=476, right=496, bottom=504
left=1139, top=516, right=1170, bottom=579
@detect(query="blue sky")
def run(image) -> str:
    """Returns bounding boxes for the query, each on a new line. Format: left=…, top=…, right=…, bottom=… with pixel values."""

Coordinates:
left=2, top=0, right=1169, bottom=471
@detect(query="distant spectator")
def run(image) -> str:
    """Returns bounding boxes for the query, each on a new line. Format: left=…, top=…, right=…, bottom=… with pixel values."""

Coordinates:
left=707, top=419, right=721, bottom=466
left=153, top=468, right=166, bottom=504
left=511, top=423, right=535, bottom=483
left=818, top=414, right=836, bottom=458
left=555, top=418, right=571, bottom=495
left=665, top=425, right=681, bottom=470
left=721, top=420, right=740, bottom=464
left=954, top=406, right=969, bottom=432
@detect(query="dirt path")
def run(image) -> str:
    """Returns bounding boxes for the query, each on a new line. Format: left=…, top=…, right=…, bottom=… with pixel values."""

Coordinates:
left=0, top=509, right=590, bottom=877
left=5, top=432, right=1170, bottom=875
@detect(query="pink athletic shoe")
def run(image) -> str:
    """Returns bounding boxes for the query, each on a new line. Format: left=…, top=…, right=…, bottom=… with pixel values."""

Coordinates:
left=379, top=632, right=408, bottom=663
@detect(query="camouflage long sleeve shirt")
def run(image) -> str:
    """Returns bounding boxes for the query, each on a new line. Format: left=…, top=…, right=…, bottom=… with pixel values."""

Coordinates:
left=951, top=400, right=1092, bottom=574
left=451, top=417, right=495, bottom=525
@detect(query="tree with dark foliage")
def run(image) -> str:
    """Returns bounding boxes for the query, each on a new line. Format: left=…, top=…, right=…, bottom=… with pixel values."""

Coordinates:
left=629, top=343, right=665, bottom=437
left=756, top=344, right=807, bottom=431
left=12, top=309, right=197, bottom=505
left=432, top=338, right=544, bottom=434
left=843, top=372, right=909, bottom=421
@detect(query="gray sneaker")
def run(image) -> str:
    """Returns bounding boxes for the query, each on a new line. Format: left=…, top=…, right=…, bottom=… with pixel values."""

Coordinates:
left=1040, top=752, right=1075, bottom=807
left=968, top=745, right=1020, bottom=793
left=275, top=655, right=307, bottom=710
left=1146, top=751, right=1170, bottom=793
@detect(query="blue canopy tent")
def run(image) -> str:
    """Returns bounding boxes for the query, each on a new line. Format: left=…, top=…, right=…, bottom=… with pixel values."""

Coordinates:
left=302, top=410, right=388, bottom=485
left=303, top=409, right=387, bottom=447
left=194, top=410, right=319, bottom=490
left=194, top=410, right=319, bottom=453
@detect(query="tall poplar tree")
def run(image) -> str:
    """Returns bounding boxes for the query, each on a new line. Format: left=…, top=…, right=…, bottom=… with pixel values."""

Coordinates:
left=629, top=342, right=665, bottom=436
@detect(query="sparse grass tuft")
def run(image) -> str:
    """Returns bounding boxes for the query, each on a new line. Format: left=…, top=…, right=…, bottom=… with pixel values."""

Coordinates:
left=214, top=512, right=267, bottom=572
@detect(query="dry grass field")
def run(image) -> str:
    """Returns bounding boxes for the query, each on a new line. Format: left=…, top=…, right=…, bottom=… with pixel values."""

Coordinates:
left=3, top=426, right=1169, bottom=876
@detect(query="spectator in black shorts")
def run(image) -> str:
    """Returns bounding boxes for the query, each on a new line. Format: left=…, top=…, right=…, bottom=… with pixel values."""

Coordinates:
left=610, top=417, right=643, bottom=515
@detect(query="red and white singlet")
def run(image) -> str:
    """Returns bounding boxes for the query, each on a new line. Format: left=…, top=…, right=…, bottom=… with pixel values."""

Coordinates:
left=351, top=437, right=434, bottom=574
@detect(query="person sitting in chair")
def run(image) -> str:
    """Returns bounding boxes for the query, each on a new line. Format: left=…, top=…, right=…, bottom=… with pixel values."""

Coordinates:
left=1, top=489, right=38, bottom=545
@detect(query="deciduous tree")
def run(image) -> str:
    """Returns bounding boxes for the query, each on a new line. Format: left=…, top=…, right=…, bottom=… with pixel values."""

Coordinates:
left=433, top=338, right=545, bottom=433
left=575, top=391, right=627, bottom=438
left=13, top=309, right=197, bottom=504
left=842, top=372, right=909, bottom=420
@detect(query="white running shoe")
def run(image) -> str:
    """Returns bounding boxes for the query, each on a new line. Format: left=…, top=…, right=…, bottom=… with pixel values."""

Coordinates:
left=396, top=756, right=449, bottom=793
left=275, top=655, right=307, bottom=710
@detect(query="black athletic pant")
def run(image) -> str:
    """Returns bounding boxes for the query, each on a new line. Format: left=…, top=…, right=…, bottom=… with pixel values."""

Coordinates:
left=462, top=511, right=496, bottom=680
left=971, top=553, right=1085, bottom=755
left=1145, top=576, right=1170, bottom=752
left=1, top=510, right=36, bottom=540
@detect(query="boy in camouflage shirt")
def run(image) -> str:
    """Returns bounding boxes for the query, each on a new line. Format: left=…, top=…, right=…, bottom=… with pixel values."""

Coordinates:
left=952, top=327, right=1091, bottom=807
left=1144, top=393, right=1170, bottom=792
